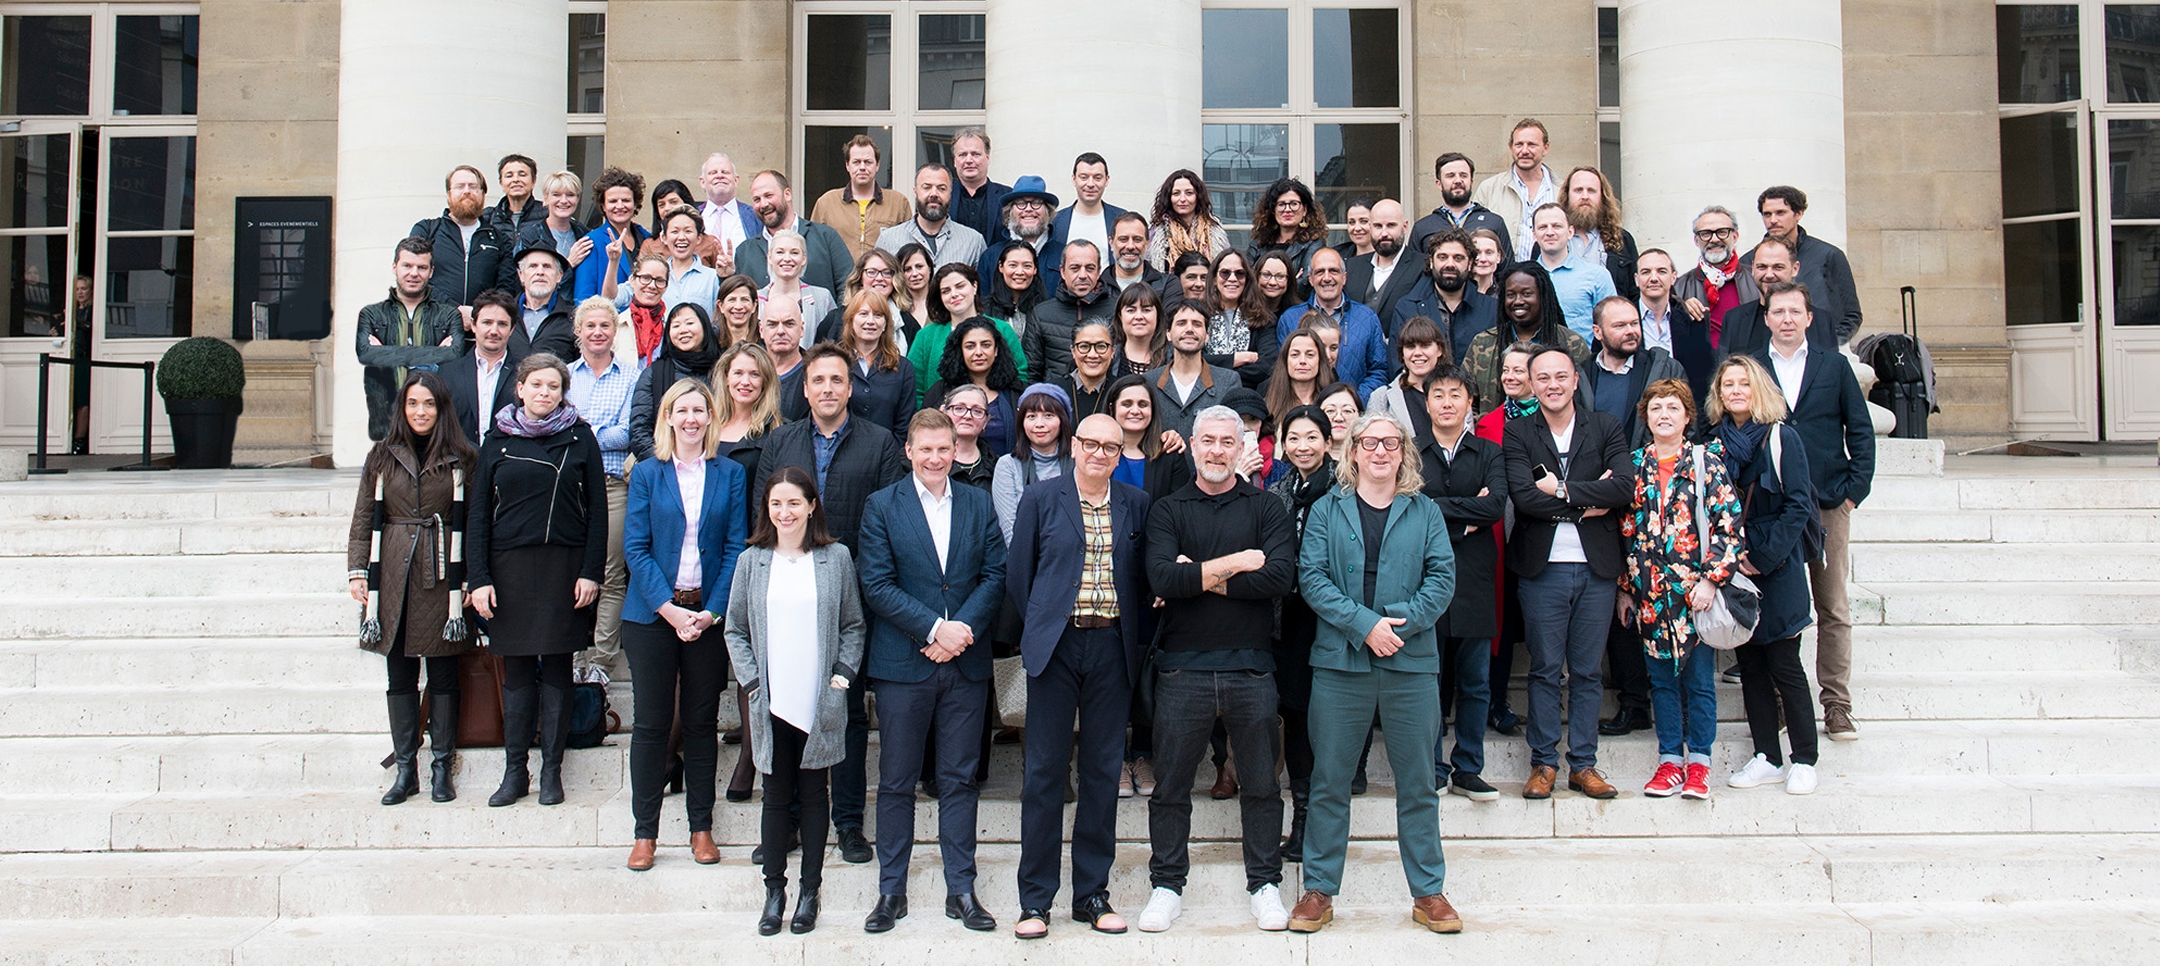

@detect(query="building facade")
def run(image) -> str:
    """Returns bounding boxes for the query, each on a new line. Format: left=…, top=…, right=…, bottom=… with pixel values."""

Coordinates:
left=0, top=0, right=2143, bottom=466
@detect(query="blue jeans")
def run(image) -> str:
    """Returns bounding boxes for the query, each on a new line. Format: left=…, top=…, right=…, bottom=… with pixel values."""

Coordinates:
left=1644, top=642, right=1717, bottom=766
left=1434, top=637, right=1490, bottom=783
left=1519, top=562, right=1615, bottom=772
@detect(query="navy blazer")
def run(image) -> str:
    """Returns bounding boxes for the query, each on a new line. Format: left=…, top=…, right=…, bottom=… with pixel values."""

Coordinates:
left=1750, top=346, right=1876, bottom=509
left=1005, top=473, right=1150, bottom=685
left=623, top=454, right=749, bottom=622
left=857, top=476, right=1008, bottom=684
left=1040, top=202, right=1129, bottom=297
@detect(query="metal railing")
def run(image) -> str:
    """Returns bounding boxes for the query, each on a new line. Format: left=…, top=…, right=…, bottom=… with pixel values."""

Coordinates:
left=30, top=353, right=165, bottom=474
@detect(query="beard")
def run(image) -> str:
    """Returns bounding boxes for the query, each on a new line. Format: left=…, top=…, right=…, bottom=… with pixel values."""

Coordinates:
left=1117, top=252, right=1144, bottom=272
left=920, top=199, right=947, bottom=222
left=1198, top=462, right=1234, bottom=484
left=1007, top=216, right=1047, bottom=242
left=447, top=195, right=483, bottom=221
left=1701, top=241, right=1731, bottom=264
left=1443, top=184, right=1471, bottom=208
left=1568, top=202, right=1600, bottom=235
left=758, top=205, right=785, bottom=230
left=1374, top=235, right=1400, bottom=258
left=1434, top=266, right=1465, bottom=292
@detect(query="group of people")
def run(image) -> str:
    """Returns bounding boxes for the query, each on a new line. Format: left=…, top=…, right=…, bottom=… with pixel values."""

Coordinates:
left=347, top=117, right=1878, bottom=939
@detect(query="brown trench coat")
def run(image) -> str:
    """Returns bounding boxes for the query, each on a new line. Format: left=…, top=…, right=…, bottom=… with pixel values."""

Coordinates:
left=346, top=443, right=478, bottom=658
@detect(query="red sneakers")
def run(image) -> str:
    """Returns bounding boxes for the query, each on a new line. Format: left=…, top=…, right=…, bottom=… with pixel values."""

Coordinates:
left=1643, top=762, right=1685, bottom=798
left=1681, top=762, right=1711, bottom=800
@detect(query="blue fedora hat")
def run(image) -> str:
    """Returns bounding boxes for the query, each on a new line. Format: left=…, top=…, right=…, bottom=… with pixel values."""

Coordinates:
left=1005, top=175, right=1059, bottom=209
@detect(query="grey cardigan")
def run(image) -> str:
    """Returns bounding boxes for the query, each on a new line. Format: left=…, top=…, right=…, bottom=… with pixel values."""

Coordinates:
left=723, top=542, right=867, bottom=773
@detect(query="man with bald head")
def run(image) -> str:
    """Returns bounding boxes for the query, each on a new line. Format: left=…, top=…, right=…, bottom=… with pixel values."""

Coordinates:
left=1344, top=199, right=1423, bottom=328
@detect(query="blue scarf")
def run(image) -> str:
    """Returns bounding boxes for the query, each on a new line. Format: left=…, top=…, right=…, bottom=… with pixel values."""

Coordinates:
left=1715, top=418, right=1769, bottom=482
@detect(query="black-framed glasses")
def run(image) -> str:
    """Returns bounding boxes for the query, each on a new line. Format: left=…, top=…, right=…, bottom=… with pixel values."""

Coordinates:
left=1071, top=341, right=1113, bottom=354
left=1075, top=438, right=1121, bottom=456
left=862, top=267, right=894, bottom=279
left=1695, top=227, right=1737, bottom=240
left=633, top=274, right=669, bottom=285
left=1354, top=436, right=1402, bottom=452
left=943, top=404, right=987, bottom=418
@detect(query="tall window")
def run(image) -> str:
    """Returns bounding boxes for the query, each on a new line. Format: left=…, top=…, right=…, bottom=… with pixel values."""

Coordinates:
left=1200, top=1, right=1408, bottom=249
left=795, top=2, right=987, bottom=202
left=566, top=2, right=605, bottom=202
left=1597, top=1, right=1621, bottom=192
left=0, top=6, right=199, bottom=340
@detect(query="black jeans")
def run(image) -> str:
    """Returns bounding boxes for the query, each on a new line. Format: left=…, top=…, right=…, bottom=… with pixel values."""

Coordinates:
left=761, top=715, right=829, bottom=890
left=1019, top=625, right=1129, bottom=911
left=624, top=618, right=727, bottom=840
left=1148, top=667, right=1283, bottom=893
left=1735, top=634, right=1818, bottom=767
left=1275, top=597, right=1318, bottom=787
left=830, top=676, right=869, bottom=833
left=1605, top=617, right=1651, bottom=715
left=872, top=661, right=988, bottom=896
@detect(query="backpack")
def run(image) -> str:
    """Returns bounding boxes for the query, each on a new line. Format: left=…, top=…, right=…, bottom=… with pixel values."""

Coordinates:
left=1865, top=287, right=1934, bottom=439
left=566, top=680, right=617, bottom=749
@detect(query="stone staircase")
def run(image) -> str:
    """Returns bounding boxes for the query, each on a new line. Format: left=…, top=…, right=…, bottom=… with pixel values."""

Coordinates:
left=2, top=458, right=2158, bottom=963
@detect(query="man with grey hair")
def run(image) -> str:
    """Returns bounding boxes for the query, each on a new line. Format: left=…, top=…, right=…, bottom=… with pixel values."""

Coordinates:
left=1673, top=204, right=1745, bottom=347
left=697, top=152, right=756, bottom=271
left=949, top=127, right=1009, bottom=241
left=1139, top=404, right=1298, bottom=934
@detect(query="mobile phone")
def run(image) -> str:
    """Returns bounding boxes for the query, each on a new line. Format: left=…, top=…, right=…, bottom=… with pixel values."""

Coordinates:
left=1242, top=430, right=1259, bottom=452
left=1532, top=463, right=1551, bottom=481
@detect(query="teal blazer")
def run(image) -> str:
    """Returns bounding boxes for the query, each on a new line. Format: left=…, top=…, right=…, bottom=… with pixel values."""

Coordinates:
left=1296, top=487, right=1455, bottom=674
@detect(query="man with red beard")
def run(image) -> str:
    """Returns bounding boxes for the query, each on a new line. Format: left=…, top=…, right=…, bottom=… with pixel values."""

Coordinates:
left=1561, top=167, right=1638, bottom=303
left=409, top=164, right=517, bottom=307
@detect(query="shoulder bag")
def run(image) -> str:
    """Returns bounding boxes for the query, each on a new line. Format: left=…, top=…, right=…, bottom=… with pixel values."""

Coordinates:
left=1692, top=445, right=1760, bottom=650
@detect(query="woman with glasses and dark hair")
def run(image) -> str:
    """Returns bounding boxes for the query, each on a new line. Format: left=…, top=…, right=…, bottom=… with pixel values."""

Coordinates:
left=927, top=316, right=1027, bottom=455
left=1246, top=179, right=1329, bottom=297
left=1057, top=319, right=1120, bottom=421
left=1146, top=168, right=1229, bottom=272
left=1204, top=248, right=1277, bottom=388
left=906, top=263, right=1028, bottom=405
left=619, top=253, right=673, bottom=367
left=1252, top=250, right=1304, bottom=322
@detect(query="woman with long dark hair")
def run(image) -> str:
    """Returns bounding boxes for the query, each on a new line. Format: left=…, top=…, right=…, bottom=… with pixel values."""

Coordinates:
left=1057, top=319, right=1119, bottom=421
left=1204, top=248, right=1277, bottom=387
left=726, top=467, right=866, bottom=936
left=905, top=263, right=1026, bottom=404
left=1146, top=168, right=1229, bottom=272
left=890, top=242, right=935, bottom=323
left=984, top=239, right=1047, bottom=342
left=1111, top=282, right=1168, bottom=377
left=629, top=302, right=725, bottom=460
left=927, top=315, right=1026, bottom=455
left=1261, top=327, right=1328, bottom=423
left=1245, top=178, right=1328, bottom=295
left=347, top=371, right=480, bottom=806
left=466, top=353, right=609, bottom=808
left=1253, top=249, right=1303, bottom=322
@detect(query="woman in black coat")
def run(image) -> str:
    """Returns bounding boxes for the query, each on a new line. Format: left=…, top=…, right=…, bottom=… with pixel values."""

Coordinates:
left=467, top=353, right=610, bottom=808
left=836, top=287, right=918, bottom=440
left=1414, top=366, right=1507, bottom=802
left=1706, top=355, right=1821, bottom=795
left=1264, top=404, right=1334, bottom=859
left=629, top=303, right=724, bottom=460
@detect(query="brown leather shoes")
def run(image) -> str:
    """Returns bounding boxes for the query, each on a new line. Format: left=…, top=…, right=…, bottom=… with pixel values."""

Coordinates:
left=627, top=838, right=657, bottom=871
left=1412, top=894, right=1463, bottom=933
left=1211, top=759, right=1239, bottom=800
left=690, top=830, right=720, bottom=865
left=1287, top=890, right=1333, bottom=933
left=1523, top=765, right=1557, bottom=800
left=1568, top=768, right=1618, bottom=800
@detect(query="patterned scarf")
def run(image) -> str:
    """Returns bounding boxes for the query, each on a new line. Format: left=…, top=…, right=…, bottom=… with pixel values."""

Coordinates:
left=1504, top=396, right=1540, bottom=420
left=1163, top=217, right=1212, bottom=264
left=495, top=401, right=581, bottom=439
left=1699, top=252, right=1741, bottom=293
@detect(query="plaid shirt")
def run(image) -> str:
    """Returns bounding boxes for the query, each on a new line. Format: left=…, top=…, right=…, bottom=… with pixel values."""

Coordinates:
left=567, top=354, right=636, bottom=478
left=1073, top=495, right=1119, bottom=620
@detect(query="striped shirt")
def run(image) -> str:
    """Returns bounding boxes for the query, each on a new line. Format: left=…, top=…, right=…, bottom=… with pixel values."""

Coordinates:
left=1073, top=495, right=1119, bottom=620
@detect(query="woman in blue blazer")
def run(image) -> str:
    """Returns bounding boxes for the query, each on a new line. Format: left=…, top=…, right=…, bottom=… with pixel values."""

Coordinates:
left=621, top=377, right=748, bottom=870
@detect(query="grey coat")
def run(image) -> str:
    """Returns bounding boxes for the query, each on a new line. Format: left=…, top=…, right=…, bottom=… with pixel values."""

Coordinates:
left=723, top=543, right=866, bottom=773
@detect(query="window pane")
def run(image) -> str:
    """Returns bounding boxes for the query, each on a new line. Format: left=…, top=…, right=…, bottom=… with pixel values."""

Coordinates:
left=803, top=126, right=892, bottom=204
left=2108, top=5, right=2160, bottom=102
left=2004, top=219, right=2082, bottom=325
left=2, top=16, right=91, bottom=116
left=0, top=133, right=73, bottom=230
left=919, top=14, right=985, bottom=111
left=566, top=135, right=605, bottom=215
left=2115, top=225, right=2160, bottom=324
left=918, top=125, right=961, bottom=173
left=2000, top=113, right=2082, bottom=219
left=1999, top=6, right=2081, bottom=102
left=807, top=14, right=892, bottom=111
left=2110, top=119, right=2160, bottom=218
left=1600, top=121, right=1623, bottom=196
left=113, top=16, right=199, bottom=116
left=568, top=13, right=605, bottom=114
left=108, top=137, right=196, bottom=232
left=3, top=234, right=70, bottom=338
left=1204, top=9, right=1289, bottom=109
left=1314, top=8, right=1398, bottom=109
left=1313, top=123, right=1399, bottom=224
left=105, top=235, right=194, bottom=339
left=1597, top=6, right=1619, bottom=109
left=1203, top=123, right=1289, bottom=251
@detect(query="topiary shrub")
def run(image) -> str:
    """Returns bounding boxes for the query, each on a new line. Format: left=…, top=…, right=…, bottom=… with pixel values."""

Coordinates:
left=156, top=337, right=246, bottom=400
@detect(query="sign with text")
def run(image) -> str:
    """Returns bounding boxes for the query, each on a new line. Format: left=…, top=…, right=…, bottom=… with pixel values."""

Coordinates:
left=232, top=196, right=332, bottom=340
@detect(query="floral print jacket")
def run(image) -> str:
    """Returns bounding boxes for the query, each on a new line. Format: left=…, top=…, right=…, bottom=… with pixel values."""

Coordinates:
left=1621, top=440, right=1743, bottom=663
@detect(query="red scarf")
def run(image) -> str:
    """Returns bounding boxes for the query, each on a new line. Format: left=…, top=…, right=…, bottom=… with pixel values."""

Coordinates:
left=630, top=302, right=666, bottom=365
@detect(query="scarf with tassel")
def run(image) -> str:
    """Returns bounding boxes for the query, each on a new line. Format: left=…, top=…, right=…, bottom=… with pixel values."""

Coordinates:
left=359, top=448, right=468, bottom=647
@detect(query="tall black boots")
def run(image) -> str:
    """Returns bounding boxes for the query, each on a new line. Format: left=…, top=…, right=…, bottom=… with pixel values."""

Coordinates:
left=489, top=684, right=536, bottom=807
left=381, top=693, right=422, bottom=806
left=537, top=683, right=569, bottom=806
left=1281, top=776, right=1310, bottom=863
left=428, top=691, right=459, bottom=802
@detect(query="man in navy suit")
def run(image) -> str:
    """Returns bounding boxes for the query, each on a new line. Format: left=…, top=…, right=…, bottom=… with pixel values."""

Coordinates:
left=1750, top=281, right=1874, bottom=742
left=443, top=289, right=524, bottom=447
left=1005, top=412, right=1151, bottom=938
left=1042, top=153, right=1127, bottom=297
left=856, top=409, right=1007, bottom=934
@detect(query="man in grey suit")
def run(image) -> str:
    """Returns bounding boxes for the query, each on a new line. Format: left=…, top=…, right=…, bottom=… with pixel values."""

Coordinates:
left=855, top=409, right=1007, bottom=934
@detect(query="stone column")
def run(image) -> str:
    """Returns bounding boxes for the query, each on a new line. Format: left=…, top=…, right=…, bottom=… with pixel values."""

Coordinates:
left=331, top=1, right=567, bottom=467
left=1617, top=0, right=1846, bottom=256
left=984, top=0, right=1201, bottom=213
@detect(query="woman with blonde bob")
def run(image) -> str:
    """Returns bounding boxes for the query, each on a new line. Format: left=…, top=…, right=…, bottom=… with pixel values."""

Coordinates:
left=1620, top=378, right=1741, bottom=802
left=1290, top=411, right=1460, bottom=934
left=621, top=378, right=749, bottom=870
left=1704, top=355, right=1821, bottom=795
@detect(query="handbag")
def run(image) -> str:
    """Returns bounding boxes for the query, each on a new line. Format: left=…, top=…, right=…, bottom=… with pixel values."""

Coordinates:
left=1691, top=446, right=1760, bottom=650
left=991, top=655, right=1029, bottom=729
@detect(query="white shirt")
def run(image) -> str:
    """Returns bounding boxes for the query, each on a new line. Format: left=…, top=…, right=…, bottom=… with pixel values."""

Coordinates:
left=474, top=353, right=509, bottom=442
left=1769, top=341, right=1809, bottom=409
left=458, top=220, right=478, bottom=252
left=702, top=199, right=751, bottom=251
left=915, top=473, right=957, bottom=641
left=1370, top=254, right=1400, bottom=300
left=672, top=456, right=705, bottom=591
left=1545, top=415, right=1588, bottom=564
left=1067, top=209, right=1110, bottom=268
left=763, top=551, right=820, bottom=733
left=1638, top=299, right=1674, bottom=353
left=1509, top=164, right=1557, bottom=259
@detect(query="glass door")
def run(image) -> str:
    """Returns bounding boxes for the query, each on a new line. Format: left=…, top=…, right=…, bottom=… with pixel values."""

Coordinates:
left=0, top=123, right=83, bottom=450
left=2002, top=105, right=2100, bottom=438
left=87, top=125, right=193, bottom=451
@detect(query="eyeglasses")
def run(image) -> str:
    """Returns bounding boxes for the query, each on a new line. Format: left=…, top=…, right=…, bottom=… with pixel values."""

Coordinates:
left=1071, top=341, right=1113, bottom=354
left=1694, top=227, right=1737, bottom=240
left=1218, top=269, right=1247, bottom=279
left=1259, top=271, right=1290, bottom=282
left=1075, top=438, right=1122, bottom=455
left=862, top=267, right=894, bottom=279
left=943, top=404, right=987, bottom=418
left=1275, top=200, right=1305, bottom=210
left=1013, top=200, right=1048, bottom=210
left=1354, top=436, right=1402, bottom=452
left=633, top=274, right=669, bottom=285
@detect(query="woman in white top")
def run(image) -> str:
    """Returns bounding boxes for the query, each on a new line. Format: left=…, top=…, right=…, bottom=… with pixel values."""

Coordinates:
left=758, top=229, right=837, bottom=343
left=621, top=379, right=748, bottom=871
left=725, top=465, right=865, bottom=937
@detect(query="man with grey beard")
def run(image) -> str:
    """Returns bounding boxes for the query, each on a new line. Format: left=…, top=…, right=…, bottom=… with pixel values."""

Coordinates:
left=979, top=175, right=1060, bottom=285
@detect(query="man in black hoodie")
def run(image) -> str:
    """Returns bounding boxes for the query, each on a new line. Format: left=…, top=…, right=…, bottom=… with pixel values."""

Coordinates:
left=409, top=165, right=516, bottom=306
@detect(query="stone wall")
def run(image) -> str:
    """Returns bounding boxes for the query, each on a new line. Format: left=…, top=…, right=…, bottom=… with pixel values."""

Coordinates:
left=603, top=0, right=791, bottom=193
left=1410, top=0, right=1599, bottom=216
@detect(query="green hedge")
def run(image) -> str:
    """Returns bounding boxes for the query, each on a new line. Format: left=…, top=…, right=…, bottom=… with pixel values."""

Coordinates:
left=156, top=337, right=246, bottom=400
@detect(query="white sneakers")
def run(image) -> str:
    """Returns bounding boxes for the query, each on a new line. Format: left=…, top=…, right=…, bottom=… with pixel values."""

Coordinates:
left=1251, top=883, right=1289, bottom=931
left=1785, top=762, right=1818, bottom=795
left=1727, top=753, right=1787, bottom=789
left=1137, top=887, right=1182, bottom=933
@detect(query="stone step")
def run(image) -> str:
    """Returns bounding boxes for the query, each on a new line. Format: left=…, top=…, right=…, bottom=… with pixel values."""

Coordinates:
left=0, top=473, right=350, bottom=522
left=3, top=637, right=378, bottom=688
left=1859, top=582, right=2160, bottom=626
left=1837, top=625, right=2125, bottom=673
left=0, top=516, right=347, bottom=557
left=0, top=553, right=348, bottom=599
left=1866, top=476, right=2160, bottom=512
left=1849, top=542, right=2160, bottom=584
left=0, top=593, right=352, bottom=640
left=1850, top=509, right=2160, bottom=544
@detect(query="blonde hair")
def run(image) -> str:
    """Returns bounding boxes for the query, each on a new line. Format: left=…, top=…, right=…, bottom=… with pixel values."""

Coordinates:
left=542, top=170, right=581, bottom=198
left=1704, top=355, right=1788, bottom=426
left=1333, top=412, right=1423, bottom=496
left=574, top=294, right=619, bottom=333
left=711, top=342, right=784, bottom=436
left=651, top=378, right=722, bottom=462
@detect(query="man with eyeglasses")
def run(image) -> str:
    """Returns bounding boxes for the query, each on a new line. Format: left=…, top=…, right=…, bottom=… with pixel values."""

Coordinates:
left=1674, top=205, right=1746, bottom=355
left=1276, top=247, right=1388, bottom=403
left=876, top=162, right=986, bottom=272
left=980, top=175, right=1061, bottom=286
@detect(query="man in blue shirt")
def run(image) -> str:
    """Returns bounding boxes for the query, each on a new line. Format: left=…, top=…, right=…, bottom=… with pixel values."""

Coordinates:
left=1276, top=247, right=1388, bottom=402
left=1529, top=202, right=1615, bottom=341
left=565, top=298, right=638, bottom=681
